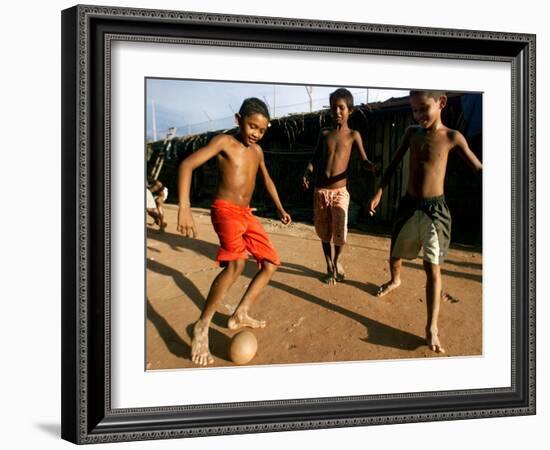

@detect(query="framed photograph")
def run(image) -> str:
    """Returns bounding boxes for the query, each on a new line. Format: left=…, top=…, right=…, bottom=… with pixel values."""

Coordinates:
left=61, top=4, right=535, bottom=444
left=143, top=78, right=483, bottom=371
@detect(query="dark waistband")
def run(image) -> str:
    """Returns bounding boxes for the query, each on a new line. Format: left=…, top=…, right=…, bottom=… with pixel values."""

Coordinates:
left=402, top=193, right=446, bottom=207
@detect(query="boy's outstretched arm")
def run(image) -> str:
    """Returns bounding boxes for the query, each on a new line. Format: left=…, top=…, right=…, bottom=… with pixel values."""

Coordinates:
left=352, top=130, right=381, bottom=175
left=368, top=127, right=412, bottom=216
left=258, top=147, right=292, bottom=225
left=177, top=134, right=227, bottom=237
left=451, top=131, right=483, bottom=173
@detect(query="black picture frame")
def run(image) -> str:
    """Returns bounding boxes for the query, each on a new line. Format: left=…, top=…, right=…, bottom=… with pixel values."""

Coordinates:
left=61, top=4, right=536, bottom=444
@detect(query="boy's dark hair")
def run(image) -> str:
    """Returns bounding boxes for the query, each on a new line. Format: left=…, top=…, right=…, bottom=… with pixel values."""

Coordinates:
left=238, top=97, right=270, bottom=121
left=329, top=88, right=354, bottom=109
left=409, top=90, right=447, bottom=100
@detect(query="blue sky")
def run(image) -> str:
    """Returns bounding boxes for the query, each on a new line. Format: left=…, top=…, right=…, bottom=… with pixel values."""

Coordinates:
left=145, top=79, right=407, bottom=140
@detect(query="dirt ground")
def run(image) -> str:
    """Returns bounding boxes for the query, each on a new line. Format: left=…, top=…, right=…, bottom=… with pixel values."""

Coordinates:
left=146, top=205, right=482, bottom=370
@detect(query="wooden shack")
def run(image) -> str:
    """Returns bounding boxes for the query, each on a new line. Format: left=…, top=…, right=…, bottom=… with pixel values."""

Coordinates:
left=147, top=93, right=482, bottom=245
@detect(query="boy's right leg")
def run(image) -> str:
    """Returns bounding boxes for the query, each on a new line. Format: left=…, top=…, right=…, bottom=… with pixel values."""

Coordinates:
left=191, top=259, right=245, bottom=365
left=313, top=190, right=335, bottom=284
left=377, top=257, right=402, bottom=297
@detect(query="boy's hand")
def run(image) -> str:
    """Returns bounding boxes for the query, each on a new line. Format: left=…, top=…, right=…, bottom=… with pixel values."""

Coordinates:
left=177, top=206, right=197, bottom=237
left=301, top=174, right=311, bottom=190
left=368, top=189, right=383, bottom=216
left=364, top=160, right=382, bottom=176
left=278, top=209, right=292, bottom=225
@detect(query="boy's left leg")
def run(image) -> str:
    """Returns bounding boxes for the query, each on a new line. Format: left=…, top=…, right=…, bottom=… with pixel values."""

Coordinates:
left=333, top=244, right=345, bottom=282
left=155, top=199, right=167, bottom=231
left=321, top=242, right=336, bottom=284
left=228, top=261, right=278, bottom=329
left=229, top=211, right=281, bottom=329
left=146, top=208, right=160, bottom=226
left=423, top=260, right=445, bottom=353
left=331, top=190, right=349, bottom=282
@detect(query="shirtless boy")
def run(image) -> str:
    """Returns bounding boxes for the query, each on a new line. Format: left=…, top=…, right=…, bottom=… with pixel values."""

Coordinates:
left=368, top=90, right=482, bottom=353
left=302, top=88, right=379, bottom=284
left=146, top=180, right=168, bottom=232
left=177, top=97, right=291, bottom=366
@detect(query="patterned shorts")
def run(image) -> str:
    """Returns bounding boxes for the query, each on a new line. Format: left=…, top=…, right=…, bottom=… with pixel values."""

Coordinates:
left=313, top=187, right=350, bottom=246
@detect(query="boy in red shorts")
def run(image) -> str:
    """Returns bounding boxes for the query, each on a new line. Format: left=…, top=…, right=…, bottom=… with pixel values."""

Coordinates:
left=177, top=98, right=291, bottom=366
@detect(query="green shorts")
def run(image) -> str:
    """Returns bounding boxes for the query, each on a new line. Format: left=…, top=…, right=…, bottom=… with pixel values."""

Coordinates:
left=390, top=195, right=451, bottom=265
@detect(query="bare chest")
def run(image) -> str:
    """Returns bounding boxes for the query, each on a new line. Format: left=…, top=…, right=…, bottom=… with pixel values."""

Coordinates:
left=410, top=133, right=451, bottom=164
left=218, top=145, right=260, bottom=173
left=325, top=133, right=353, bottom=158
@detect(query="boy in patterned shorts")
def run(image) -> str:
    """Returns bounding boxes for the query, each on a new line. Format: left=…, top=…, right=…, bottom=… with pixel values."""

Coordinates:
left=302, top=88, right=379, bottom=284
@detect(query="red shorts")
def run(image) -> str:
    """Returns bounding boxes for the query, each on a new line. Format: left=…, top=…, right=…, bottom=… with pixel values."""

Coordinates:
left=211, top=199, right=280, bottom=266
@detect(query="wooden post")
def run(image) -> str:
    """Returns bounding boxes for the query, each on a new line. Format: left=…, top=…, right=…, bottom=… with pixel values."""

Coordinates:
left=381, top=119, right=391, bottom=221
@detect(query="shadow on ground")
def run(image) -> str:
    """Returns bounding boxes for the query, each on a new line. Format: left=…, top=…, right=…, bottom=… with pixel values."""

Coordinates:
left=148, top=231, right=426, bottom=353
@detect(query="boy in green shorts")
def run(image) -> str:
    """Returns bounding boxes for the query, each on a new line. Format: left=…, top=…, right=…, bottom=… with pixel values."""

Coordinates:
left=368, top=91, right=482, bottom=353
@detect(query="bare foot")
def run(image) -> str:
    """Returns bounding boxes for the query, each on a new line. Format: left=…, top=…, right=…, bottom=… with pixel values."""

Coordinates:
left=191, top=321, right=214, bottom=366
left=322, top=273, right=336, bottom=285
left=377, top=279, right=401, bottom=297
left=322, top=260, right=336, bottom=285
left=427, top=329, right=446, bottom=354
left=228, top=312, right=266, bottom=330
left=334, top=261, right=345, bottom=282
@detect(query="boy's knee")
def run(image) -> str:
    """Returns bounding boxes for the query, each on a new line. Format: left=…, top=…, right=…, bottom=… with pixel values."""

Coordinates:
left=262, top=261, right=278, bottom=273
left=226, top=259, right=245, bottom=275
left=423, top=260, right=441, bottom=279
left=234, top=259, right=246, bottom=272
